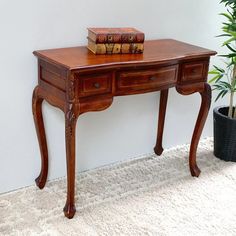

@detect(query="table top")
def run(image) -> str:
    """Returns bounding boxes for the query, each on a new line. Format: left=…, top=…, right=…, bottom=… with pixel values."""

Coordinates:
left=33, top=39, right=216, bottom=70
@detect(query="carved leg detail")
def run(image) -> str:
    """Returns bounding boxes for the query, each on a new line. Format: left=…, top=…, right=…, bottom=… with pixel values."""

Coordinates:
left=189, top=83, right=211, bottom=177
left=32, top=86, right=49, bottom=189
left=176, top=83, right=211, bottom=177
left=154, top=89, right=169, bottom=155
left=63, top=105, right=77, bottom=219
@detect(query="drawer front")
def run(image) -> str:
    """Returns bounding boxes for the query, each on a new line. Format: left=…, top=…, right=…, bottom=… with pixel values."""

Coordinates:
left=181, top=62, right=207, bottom=82
left=117, top=65, right=178, bottom=92
left=78, top=73, right=112, bottom=97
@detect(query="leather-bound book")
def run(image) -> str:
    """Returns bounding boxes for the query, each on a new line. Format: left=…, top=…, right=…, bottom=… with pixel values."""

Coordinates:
left=87, top=28, right=145, bottom=44
left=87, top=39, right=121, bottom=54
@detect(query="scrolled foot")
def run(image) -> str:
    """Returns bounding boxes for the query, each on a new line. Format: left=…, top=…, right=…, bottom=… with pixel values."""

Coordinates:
left=154, top=146, right=164, bottom=156
left=35, top=175, right=46, bottom=189
left=190, top=164, right=201, bottom=177
left=63, top=202, right=76, bottom=219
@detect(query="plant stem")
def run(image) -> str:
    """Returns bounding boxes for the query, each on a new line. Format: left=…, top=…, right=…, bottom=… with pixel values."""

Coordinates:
left=233, top=93, right=236, bottom=118
left=229, top=64, right=236, bottom=118
left=229, top=91, right=234, bottom=118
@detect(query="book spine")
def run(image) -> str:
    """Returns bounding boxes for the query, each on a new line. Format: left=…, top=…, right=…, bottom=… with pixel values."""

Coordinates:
left=87, top=40, right=121, bottom=54
left=94, top=34, right=122, bottom=43
left=88, top=31, right=144, bottom=43
left=88, top=30, right=122, bottom=43
left=121, top=43, right=144, bottom=54
left=121, top=33, right=145, bottom=43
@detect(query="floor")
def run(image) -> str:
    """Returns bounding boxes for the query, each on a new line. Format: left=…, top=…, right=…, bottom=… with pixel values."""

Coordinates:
left=0, top=138, right=236, bottom=236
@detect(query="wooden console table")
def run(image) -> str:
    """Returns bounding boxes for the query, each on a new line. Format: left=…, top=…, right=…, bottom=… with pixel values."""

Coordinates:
left=33, top=39, right=216, bottom=219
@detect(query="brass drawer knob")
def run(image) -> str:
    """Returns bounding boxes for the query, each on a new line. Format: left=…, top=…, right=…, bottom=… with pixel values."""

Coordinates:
left=150, top=76, right=157, bottom=81
left=94, top=82, right=100, bottom=88
left=192, top=69, right=197, bottom=74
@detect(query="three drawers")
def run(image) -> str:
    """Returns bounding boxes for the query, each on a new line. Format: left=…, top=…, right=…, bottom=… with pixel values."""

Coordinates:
left=77, top=61, right=208, bottom=98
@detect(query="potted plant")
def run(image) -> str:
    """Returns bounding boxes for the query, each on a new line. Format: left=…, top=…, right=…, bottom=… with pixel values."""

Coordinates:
left=209, top=0, right=236, bottom=161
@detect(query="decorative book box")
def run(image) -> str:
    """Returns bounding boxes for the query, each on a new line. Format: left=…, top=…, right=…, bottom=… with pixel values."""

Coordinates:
left=87, top=27, right=145, bottom=54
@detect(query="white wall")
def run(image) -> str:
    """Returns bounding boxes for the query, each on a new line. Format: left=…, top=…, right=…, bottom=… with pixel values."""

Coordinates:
left=0, top=0, right=227, bottom=193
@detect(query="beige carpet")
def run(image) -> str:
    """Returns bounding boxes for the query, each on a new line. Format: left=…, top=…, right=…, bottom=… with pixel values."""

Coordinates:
left=1, top=138, right=236, bottom=236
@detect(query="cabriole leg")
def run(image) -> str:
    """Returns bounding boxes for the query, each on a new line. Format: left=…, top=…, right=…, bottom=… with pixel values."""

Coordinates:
left=63, top=104, right=77, bottom=219
left=32, top=86, right=49, bottom=189
left=176, top=83, right=211, bottom=177
left=154, top=89, right=169, bottom=155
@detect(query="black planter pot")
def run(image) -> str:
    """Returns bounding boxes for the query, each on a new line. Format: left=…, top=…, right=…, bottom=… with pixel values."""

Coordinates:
left=214, top=106, right=236, bottom=161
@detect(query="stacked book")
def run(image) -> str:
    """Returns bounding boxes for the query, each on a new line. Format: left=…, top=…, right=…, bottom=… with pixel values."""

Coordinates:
left=87, top=28, right=145, bottom=55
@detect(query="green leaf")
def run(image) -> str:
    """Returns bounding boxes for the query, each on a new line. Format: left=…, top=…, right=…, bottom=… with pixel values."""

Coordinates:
left=213, top=65, right=225, bottom=73
left=208, top=71, right=220, bottom=75
left=227, top=30, right=236, bottom=37
left=220, top=13, right=234, bottom=21
left=215, top=90, right=226, bottom=102
left=221, top=0, right=236, bottom=7
left=209, top=75, right=221, bottom=83
left=216, top=34, right=231, bottom=37
left=222, top=23, right=231, bottom=27
left=216, top=74, right=224, bottom=82
left=220, top=81, right=232, bottom=88
left=219, top=53, right=236, bottom=58
left=221, top=90, right=228, bottom=98
left=227, top=60, right=236, bottom=67
left=212, top=84, right=225, bottom=90
left=226, top=43, right=236, bottom=52
left=222, top=37, right=236, bottom=46
left=227, top=8, right=233, bottom=17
